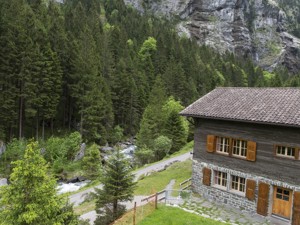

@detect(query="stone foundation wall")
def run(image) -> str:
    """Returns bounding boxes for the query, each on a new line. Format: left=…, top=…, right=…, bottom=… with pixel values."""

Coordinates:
left=192, top=159, right=300, bottom=216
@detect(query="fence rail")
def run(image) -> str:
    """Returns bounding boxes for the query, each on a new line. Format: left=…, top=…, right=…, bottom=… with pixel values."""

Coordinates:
left=179, top=178, right=191, bottom=187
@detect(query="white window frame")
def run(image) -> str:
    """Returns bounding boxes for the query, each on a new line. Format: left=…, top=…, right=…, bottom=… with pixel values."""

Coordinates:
left=276, top=145, right=295, bottom=158
left=213, top=170, right=227, bottom=190
left=232, top=139, right=247, bottom=158
left=216, top=137, right=230, bottom=155
left=231, top=175, right=246, bottom=195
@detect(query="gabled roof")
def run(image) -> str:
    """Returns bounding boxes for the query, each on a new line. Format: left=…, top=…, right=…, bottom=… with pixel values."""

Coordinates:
left=180, top=87, right=300, bottom=127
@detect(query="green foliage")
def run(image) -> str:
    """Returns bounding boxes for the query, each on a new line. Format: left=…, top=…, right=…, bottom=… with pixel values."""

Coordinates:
left=94, top=150, right=136, bottom=225
left=108, top=125, right=124, bottom=145
left=44, top=131, right=81, bottom=163
left=82, top=144, right=102, bottom=180
left=164, top=110, right=187, bottom=154
left=0, top=139, right=27, bottom=176
left=153, top=135, right=172, bottom=160
left=134, top=146, right=154, bottom=165
left=0, top=141, right=79, bottom=225
left=138, top=37, right=157, bottom=61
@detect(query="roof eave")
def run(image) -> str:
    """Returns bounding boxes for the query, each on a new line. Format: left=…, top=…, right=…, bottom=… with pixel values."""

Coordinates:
left=180, top=114, right=300, bottom=129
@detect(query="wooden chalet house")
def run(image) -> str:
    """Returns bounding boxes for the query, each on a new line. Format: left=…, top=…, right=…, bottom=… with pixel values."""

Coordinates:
left=180, top=88, right=300, bottom=224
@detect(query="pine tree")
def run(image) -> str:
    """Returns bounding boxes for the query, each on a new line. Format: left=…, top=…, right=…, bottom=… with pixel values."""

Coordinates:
left=0, top=141, right=79, bottom=225
left=136, top=75, right=167, bottom=148
left=164, top=110, right=187, bottom=154
left=94, top=151, right=136, bottom=225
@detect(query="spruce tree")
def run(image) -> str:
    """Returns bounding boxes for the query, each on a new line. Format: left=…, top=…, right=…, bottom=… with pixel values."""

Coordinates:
left=94, top=151, right=136, bottom=225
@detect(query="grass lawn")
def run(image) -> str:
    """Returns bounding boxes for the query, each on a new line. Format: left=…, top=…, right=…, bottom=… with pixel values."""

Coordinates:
left=137, top=205, right=225, bottom=225
left=134, top=159, right=192, bottom=195
left=113, top=203, right=156, bottom=225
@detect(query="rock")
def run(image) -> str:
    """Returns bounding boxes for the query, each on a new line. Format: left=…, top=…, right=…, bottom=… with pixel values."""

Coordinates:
left=100, top=146, right=113, bottom=152
left=67, top=176, right=86, bottom=183
left=0, top=178, right=8, bottom=186
left=125, top=0, right=300, bottom=74
left=74, top=143, right=86, bottom=161
left=0, top=141, right=6, bottom=158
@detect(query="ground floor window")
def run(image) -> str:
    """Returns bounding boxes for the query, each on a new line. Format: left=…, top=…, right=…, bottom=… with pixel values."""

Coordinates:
left=214, top=171, right=227, bottom=188
left=213, top=170, right=246, bottom=195
left=231, top=175, right=246, bottom=193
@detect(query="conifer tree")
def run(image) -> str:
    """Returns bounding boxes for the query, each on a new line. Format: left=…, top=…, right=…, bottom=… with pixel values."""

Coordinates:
left=94, top=151, right=136, bottom=225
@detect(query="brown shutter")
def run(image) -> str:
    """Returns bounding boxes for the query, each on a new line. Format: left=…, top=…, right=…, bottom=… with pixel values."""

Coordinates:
left=246, top=141, right=257, bottom=162
left=206, top=135, right=216, bottom=153
left=202, top=167, right=211, bottom=186
left=292, top=192, right=300, bottom=225
left=246, top=179, right=256, bottom=201
left=257, top=182, right=270, bottom=216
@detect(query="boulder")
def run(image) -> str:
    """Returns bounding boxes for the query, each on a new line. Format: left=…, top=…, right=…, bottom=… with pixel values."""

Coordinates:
left=74, top=143, right=86, bottom=161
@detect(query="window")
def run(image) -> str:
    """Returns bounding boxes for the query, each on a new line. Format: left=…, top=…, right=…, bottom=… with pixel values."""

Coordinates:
left=214, top=171, right=227, bottom=188
left=216, top=137, right=230, bottom=154
left=231, top=175, right=246, bottom=193
left=232, top=139, right=247, bottom=157
left=276, top=145, right=295, bottom=158
left=206, top=135, right=257, bottom=161
left=275, top=188, right=290, bottom=201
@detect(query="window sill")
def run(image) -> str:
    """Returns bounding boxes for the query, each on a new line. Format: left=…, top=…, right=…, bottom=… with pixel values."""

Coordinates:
left=230, top=189, right=246, bottom=197
left=213, top=184, right=227, bottom=191
left=232, top=155, right=247, bottom=160
left=275, top=155, right=296, bottom=160
left=216, top=151, right=229, bottom=156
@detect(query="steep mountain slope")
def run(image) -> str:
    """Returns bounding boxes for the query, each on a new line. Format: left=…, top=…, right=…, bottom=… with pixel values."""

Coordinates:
left=124, top=0, right=300, bottom=73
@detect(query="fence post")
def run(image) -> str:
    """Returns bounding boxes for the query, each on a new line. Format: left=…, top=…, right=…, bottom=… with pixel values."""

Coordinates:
left=133, top=202, right=136, bottom=225
left=155, top=192, right=158, bottom=209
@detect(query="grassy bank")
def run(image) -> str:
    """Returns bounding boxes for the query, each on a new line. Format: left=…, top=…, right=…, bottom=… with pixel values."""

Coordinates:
left=134, top=159, right=192, bottom=195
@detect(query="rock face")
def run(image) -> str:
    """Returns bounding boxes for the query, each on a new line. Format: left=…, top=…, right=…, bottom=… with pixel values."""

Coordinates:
left=124, top=0, right=300, bottom=73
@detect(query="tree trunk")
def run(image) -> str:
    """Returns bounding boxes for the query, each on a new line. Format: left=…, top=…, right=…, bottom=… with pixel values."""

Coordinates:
left=18, top=96, right=23, bottom=140
left=68, top=97, right=72, bottom=130
left=113, top=200, right=118, bottom=216
left=51, top=118, right=54, bottom=135
left=42, top=119, right=45, bottom=141
left=80, top=111, right=83, bottom=136
left=36, top=115, right=39, bottom=140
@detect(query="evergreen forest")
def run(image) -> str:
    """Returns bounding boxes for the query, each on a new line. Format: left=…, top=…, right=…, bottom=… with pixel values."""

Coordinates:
left=1, top=0, right=300, bottom=169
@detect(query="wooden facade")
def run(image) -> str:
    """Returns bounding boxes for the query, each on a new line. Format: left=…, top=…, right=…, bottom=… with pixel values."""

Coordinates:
left=194, top=118, right=300, bottom=186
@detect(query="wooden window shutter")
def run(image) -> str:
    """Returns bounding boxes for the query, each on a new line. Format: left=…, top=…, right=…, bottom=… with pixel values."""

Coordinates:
left=292, top=192, right=300, bottom=225
left=246, top=179, right=256, bottom=201
left=246, top=141, right=257, bottom=161
left=257, top=182, right=270, bottom=216
left=202, top=167, right=211, bottom=186
left=206, top=135, right=216, bottom=153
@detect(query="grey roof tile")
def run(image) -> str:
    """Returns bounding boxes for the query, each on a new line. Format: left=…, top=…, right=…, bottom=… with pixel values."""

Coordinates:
left=180, top=87, right=300, bottom=127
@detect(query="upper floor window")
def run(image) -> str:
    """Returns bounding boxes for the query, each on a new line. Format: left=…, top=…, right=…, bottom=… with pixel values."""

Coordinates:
left=232, top=139, right=247, bottom=158
left=275, top=145, right=299, bottom=160
left=216, top=137, right=230, bottom=154
left=207, top=135, right=256, bottom=162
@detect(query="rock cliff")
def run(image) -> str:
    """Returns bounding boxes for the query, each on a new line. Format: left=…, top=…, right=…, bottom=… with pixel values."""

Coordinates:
left=124, top=0, right=300, bottom=73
